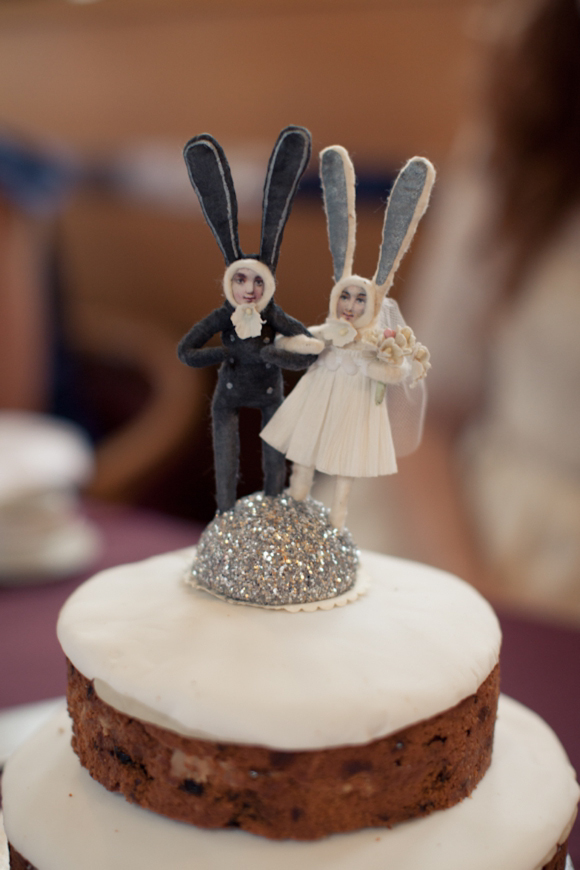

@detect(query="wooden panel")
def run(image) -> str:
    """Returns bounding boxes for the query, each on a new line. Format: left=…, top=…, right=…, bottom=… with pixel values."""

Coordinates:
left=0, top=3, right=480, bottom=162
left=0, top=0, right=487, bottom=508
left=0, top=0, right=478, bottom=24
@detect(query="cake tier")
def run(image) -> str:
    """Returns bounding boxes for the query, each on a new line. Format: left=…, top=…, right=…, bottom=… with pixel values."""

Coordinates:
left=3, top=699, right=578, bottom=870
left=57, top=546, right=502, bottom=838
left=66, top=660, right=498, bottom=839
left=56, top=547, right=501, bottom=750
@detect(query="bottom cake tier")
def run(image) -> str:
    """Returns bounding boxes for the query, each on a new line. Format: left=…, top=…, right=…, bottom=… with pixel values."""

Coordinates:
left=2, top=696, right=578, bottom=870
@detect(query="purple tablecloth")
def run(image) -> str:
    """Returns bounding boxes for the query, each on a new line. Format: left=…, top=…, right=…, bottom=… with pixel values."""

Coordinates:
left=497, top=608, right=580, bottom=862
left=1, top=510, right=578, bottom=861
left=0, top=500, right=201, bottom=709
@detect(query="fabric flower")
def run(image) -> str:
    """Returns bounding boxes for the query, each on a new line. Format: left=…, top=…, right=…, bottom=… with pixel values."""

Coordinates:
left=321, top=318, right=358, bottom=348
left=395, top=325, right=416, bottom=353
left=230, top=304, right=264, bottom=339
left=377, top=336, right=405, bottom=366
left=410, top=342, right=431, bottom=385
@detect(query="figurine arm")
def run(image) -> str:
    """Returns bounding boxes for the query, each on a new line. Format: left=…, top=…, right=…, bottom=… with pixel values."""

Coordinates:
left=366, top=358, right=407, bottom=385
left=304, top=324, right=325, bottom=338
left=272, top=332, right=324, bottom=355
left=177, top=308, right=229, bottom=368
left=262, top=344, right=319, bottom=371
left=261, top=304, right=324, bottom=368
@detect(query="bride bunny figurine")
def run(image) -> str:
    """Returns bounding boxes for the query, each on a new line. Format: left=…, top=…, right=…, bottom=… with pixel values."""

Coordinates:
left=178, top=126, right=323, bottom=513
left=261, top=145, right=435, bottom=530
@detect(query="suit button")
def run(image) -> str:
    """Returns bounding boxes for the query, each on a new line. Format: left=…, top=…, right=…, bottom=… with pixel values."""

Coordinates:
left=265, top=363, right=271, bottom=369
left=230, top=334, right=235, bottom=342
left=263, top=336, right=271, bottom=344
left=229, top=358, right=235, bottom=364
left=266, top=386, right=273, bottom=394
left=226, top=382, right=233, bottom=390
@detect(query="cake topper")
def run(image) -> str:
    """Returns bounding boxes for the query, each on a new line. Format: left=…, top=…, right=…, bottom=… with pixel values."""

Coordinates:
left=178, top=126, right=323, bottom=513
left=261, top=146, right=435, bottom=530
left=186, top=142, right=434, bottom=611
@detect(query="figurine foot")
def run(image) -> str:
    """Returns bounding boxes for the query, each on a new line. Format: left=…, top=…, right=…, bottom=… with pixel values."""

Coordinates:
left=330, top=476, right=354, bottom=530
left=289, top=463, right=315, bottom=501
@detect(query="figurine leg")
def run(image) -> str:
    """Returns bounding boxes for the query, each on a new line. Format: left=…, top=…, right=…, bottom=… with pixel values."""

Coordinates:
left=330, top=476, right=354, bottom=530
left=261, top=403, right=286, bottom=497
left=289, top=463, right=315, bottom=501
left=212, top=403, right=240, bottom=512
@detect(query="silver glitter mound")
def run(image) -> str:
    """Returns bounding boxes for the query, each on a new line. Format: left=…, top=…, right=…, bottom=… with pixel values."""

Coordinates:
left=189, top=492, right=359, bottom=607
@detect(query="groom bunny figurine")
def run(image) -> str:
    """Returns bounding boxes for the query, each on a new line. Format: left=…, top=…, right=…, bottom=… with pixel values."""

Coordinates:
left=178, top=126, right=323, bottom=512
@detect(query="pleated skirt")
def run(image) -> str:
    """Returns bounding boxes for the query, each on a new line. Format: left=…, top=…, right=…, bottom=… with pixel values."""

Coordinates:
left=261, top=358, right=397, bottom=478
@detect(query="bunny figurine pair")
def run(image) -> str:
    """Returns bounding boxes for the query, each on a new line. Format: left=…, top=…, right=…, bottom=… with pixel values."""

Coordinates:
left=178, top=126, right=435, bottom=530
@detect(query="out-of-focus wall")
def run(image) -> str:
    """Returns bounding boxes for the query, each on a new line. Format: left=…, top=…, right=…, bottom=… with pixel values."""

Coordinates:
left=0, top=0, right=490, bottom=515
left=0, top=0, right=487, bottom=331
left=0, top=0, right=477, bottom=159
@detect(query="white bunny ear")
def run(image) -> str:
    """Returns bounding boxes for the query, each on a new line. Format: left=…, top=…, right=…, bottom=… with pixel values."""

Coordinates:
left=373, top=157, right=436, bottom=292
left=320, top=146, right=357, bottom=283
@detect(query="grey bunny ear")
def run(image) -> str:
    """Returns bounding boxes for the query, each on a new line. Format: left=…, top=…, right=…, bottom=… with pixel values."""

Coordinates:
left=183, top=134, right=242, bottom=266
left=320, top=146, right=356, bottom=284
left=374, top=157, right=436, bottom=291
left=259, top=126, right=311, bottom=273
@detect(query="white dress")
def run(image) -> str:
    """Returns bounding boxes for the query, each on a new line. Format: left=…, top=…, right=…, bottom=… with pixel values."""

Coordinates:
left=260, top=343, right=397, bottom=478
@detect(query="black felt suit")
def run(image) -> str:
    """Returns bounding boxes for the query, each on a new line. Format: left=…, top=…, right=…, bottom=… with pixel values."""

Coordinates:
left=178, top=299, right=316, bottom=511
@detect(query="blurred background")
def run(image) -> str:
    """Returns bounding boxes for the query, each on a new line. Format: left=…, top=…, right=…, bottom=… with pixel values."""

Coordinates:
left=1, top=0, right=579, bottom=624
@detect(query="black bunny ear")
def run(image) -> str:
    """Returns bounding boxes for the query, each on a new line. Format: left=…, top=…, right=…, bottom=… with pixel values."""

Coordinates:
left=259, top=126, right=311, bottom=273
left=183, top=134, right=242, bottom=266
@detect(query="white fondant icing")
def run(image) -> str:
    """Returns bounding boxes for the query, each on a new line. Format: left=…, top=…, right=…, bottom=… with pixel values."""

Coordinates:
left=57, top=547, right=501, bottom=749
left=2, top=699, right=578, bottom=870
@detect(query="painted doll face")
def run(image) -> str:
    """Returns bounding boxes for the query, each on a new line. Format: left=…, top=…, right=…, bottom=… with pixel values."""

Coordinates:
left=336, top=285, right=367, bottom=323
left=231, top=267, right=265, bottom=305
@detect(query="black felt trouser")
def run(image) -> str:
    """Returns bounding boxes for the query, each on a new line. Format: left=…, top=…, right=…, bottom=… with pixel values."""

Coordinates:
left=212, top=396, right=285, bottom=513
